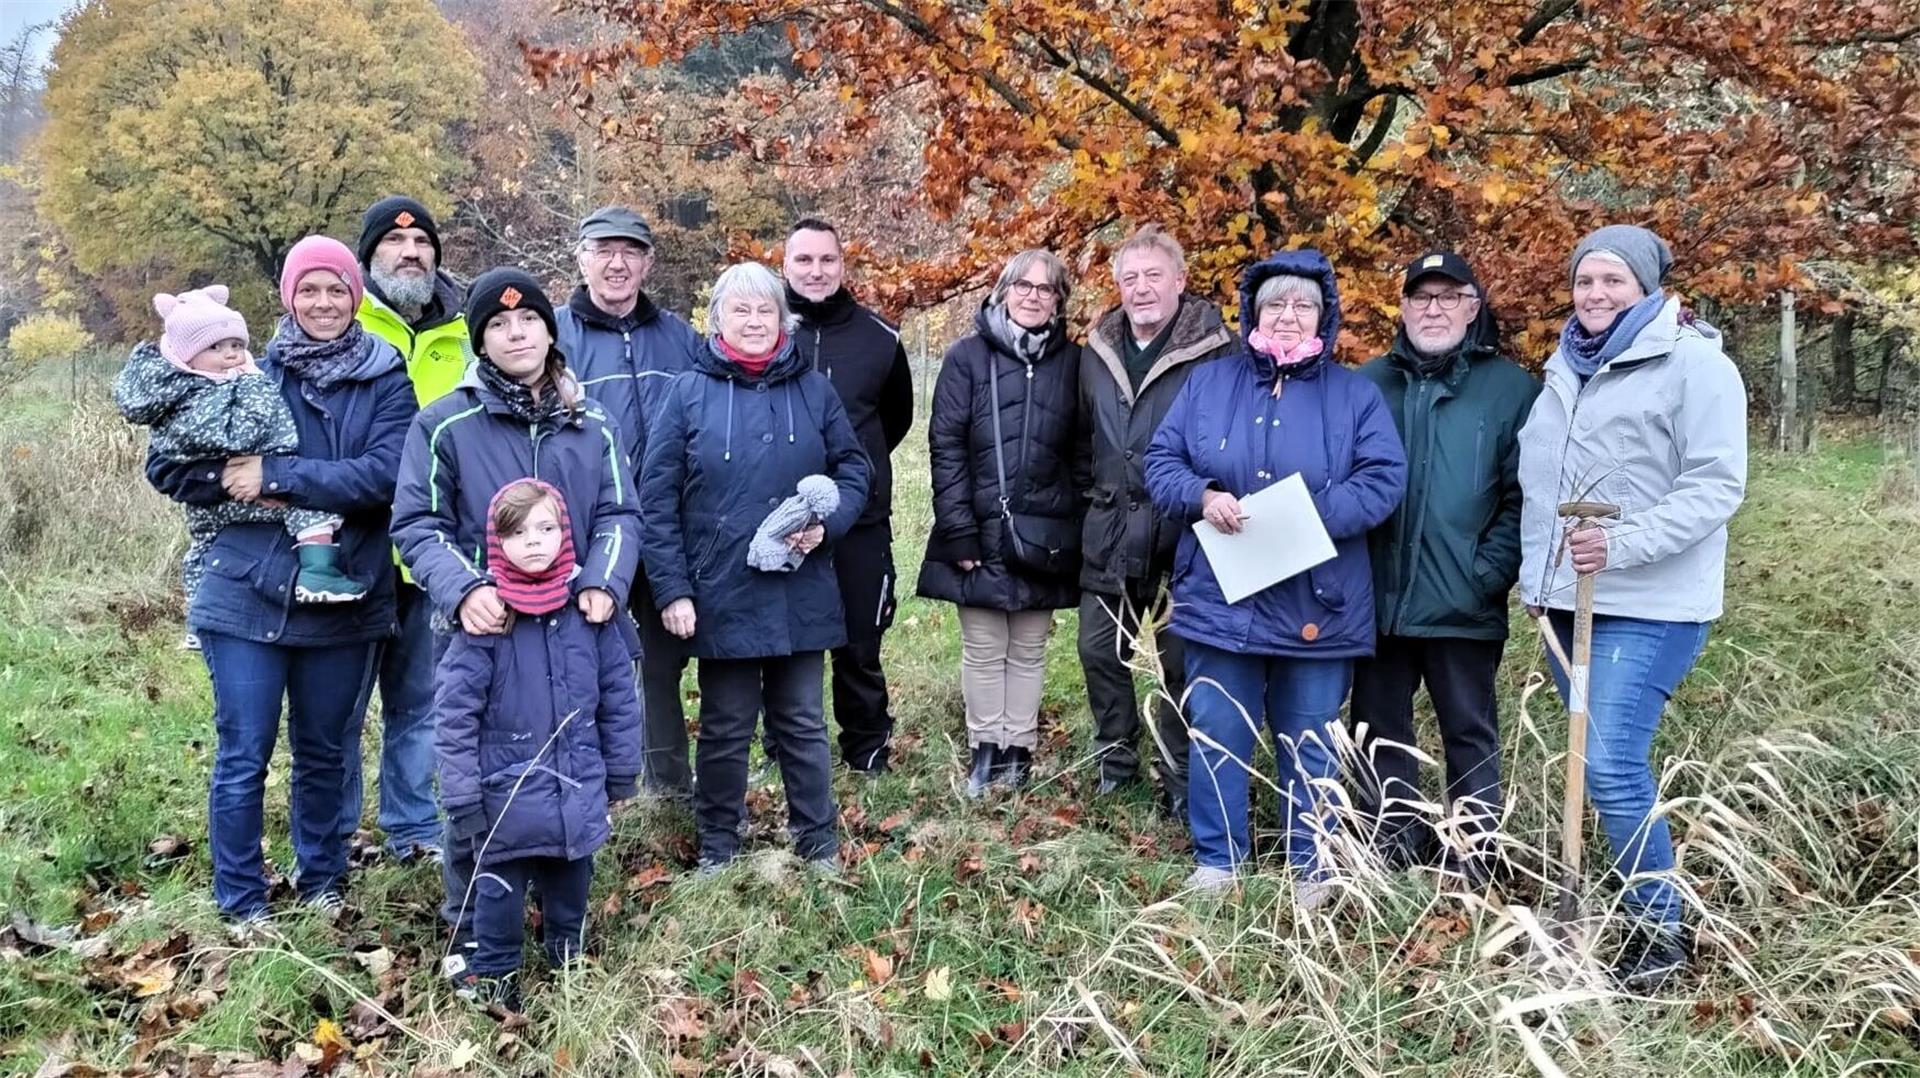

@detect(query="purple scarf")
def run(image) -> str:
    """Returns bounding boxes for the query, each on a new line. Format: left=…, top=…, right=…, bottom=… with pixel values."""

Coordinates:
left=1560, top=290, right=1665, bottom=381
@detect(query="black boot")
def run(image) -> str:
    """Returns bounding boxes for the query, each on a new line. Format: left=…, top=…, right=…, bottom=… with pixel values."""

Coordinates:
left=996, top=746, right=1032, bottom=791
left=965, top=744, right=1000, bottom=799
left=1611, top=922, right=1690, bottom=992
left=454, top=969, right=523, bottom=1015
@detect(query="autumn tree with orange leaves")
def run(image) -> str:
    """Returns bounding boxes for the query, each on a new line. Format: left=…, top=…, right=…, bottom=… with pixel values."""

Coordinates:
left=528, top=1, right=1919, bottom=357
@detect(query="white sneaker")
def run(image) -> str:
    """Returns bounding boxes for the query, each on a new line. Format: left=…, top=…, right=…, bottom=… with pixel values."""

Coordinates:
left=1294, top=879, right=1337, bottom=912
left=304, top=891, right=346, bottom=921
left=225, top=912, right=277, bottom=944
left=1185, top=865, right=1236, bottom=892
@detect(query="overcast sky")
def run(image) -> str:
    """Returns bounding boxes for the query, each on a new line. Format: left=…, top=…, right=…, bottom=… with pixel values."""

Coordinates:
left=0, top=0, right=81, bottom=67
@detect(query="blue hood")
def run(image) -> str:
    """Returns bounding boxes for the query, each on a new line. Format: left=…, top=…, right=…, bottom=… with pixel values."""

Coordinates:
left=1236, top=249, right=1343, bottom=376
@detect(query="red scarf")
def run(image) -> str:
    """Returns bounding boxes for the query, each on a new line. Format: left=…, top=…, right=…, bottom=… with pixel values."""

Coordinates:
left=716, top=333, right=784, bottom=378
left=484, top=479, right=577, bottom=616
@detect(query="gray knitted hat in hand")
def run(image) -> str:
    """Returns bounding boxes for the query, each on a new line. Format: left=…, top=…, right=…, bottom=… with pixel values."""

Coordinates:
left=747, top=475, right=841, bottom=572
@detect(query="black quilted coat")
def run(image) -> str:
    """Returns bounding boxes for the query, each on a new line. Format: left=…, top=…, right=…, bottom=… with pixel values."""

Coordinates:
left=915, top=303, right=1084, bottom=612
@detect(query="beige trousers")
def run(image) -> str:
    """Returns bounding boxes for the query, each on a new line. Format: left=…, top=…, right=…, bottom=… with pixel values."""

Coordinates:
left=956, top=607, right=1054, bottom=750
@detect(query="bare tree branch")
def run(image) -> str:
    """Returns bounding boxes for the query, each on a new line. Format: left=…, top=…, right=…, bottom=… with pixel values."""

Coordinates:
left=852, top=0, right=1082, bottom=151
left=1017, top=28, right=1182, bottom=148
left=1518, top=0, right=1582, bottom=45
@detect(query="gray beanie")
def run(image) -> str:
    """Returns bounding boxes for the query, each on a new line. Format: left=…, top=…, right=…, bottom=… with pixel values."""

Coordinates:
left=1570, top=225, right=1672, bottom=295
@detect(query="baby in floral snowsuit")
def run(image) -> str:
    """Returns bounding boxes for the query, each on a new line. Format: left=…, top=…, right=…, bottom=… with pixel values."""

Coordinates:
left=114, top=286, right=366, bottom=623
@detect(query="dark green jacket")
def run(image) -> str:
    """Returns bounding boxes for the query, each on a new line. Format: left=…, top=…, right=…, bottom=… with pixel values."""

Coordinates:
left=1359, top=329, right=1539, bottom=640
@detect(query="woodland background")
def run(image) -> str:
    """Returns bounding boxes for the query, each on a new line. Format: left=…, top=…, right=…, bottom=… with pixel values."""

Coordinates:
left=0, top=2, right=1918, bottom=1076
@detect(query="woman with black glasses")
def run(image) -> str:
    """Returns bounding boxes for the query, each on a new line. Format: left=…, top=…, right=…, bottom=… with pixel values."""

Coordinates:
left=917, top=249, right=1085, bottom=797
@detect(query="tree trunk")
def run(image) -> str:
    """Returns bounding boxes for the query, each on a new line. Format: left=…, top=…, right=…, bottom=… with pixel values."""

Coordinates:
left=1777, top=290, right=1803, bottom=451
left=1832, top=309, right=1857, bottom=409
left=1878, top=332, right=1906, bottom=416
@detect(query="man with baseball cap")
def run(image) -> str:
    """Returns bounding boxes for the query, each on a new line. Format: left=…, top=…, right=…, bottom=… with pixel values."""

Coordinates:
left=554, top=204, right=702, bottom=801
left=1352, top=250, right=1540, bottom=885
left=341, top=194, right=472, bottom=866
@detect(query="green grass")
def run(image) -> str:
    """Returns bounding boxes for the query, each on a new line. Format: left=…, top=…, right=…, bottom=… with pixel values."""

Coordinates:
left=2, top=380, right=1918, bottom=1075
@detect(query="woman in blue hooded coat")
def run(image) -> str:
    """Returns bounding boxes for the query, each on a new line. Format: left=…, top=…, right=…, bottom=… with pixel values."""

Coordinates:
left=1145, top=249, right=1407, bottom=904
left=638, top=261, right=870, bottom=873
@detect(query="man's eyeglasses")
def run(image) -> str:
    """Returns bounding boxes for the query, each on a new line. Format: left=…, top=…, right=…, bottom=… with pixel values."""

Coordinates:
left=1009, top=280, right=1058, bottom=300
left=1405, top=291, right=1478, bottom=311
left=583, top=244, right=648, bottom=265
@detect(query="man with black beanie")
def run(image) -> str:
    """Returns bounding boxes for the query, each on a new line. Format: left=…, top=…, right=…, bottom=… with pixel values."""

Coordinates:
left=1352, top=251, right=1540, bottom=884
left=782, top=218, right=913, bottom=774
left=340, top=194, right=470, bottom=871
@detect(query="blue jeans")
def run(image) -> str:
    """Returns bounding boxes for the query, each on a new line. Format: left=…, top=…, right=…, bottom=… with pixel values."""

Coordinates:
left=1545, top=613, right=1709, bottom=928
left=200, top=632, right=379, bottom=918
left=1185, top=642, right=1353, bottom=874
left=345, top=583, right=443, bottom=854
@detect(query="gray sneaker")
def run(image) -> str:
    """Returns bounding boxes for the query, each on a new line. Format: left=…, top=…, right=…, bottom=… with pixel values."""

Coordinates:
left=304, top=890, right=346, bottom=921
left=1184, top=865, right=1235, bottom=892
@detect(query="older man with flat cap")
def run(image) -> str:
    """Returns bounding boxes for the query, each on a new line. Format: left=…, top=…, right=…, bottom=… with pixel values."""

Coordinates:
left=1352, top=251, right=1539, bottom=884
left=555, top=205, right=703, bottom=801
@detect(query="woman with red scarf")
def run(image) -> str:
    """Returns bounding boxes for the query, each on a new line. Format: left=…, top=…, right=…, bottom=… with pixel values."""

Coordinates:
left=432, top=479, right=640, bottom=1012
left=638, top=261, right=870, bottom=875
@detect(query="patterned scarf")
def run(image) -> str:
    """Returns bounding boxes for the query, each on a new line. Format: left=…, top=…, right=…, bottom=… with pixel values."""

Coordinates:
left=983, top=302, right=1056, bottom=363
left=475, top=355, right=568, bottom=428
left=273, top=314, right=374, bottom=389
left=485, top=480, right=577, bottom=616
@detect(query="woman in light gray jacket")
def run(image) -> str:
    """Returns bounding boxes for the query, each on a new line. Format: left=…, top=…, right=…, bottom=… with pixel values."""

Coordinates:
left=1518, top=224, right=1746, bottom=992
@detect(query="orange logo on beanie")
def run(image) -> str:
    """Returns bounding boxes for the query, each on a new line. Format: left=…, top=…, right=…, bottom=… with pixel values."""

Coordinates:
left=500, top=286, right=523, bottom=308
left=395, top=211, right=416, bottom=228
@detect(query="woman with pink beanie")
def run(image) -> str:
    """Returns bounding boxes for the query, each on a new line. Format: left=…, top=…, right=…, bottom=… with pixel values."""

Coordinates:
left=115, top=274, right=367, bottom=630
left=137, top=235, right=419, bottom=928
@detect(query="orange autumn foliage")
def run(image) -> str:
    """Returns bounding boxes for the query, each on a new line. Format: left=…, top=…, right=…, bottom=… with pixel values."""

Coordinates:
left=529, top=1, right=1920, bottom=358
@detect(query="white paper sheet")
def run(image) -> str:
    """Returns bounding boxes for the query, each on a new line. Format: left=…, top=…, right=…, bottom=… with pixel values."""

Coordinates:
left=1192, top=473, right=1336, bottom=604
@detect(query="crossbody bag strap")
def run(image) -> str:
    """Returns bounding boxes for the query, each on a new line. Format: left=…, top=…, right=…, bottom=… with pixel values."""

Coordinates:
left=987, top=355, right=1013, bottom=521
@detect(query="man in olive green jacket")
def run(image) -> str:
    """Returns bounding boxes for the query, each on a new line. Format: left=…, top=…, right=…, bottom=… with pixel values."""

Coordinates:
left=1354, top=251, right=1539, bottom=882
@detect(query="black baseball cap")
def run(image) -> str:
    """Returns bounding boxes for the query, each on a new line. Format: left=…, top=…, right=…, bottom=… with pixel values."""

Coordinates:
left=579, top=206, right=655, bottom=248
left=1401, top=250, right=1481, bottom=294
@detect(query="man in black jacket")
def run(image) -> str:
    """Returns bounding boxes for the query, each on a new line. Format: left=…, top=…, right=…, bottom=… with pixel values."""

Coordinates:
left=1354, top=251, right=1540, bottom=881
left=783, top=219, right=914, bottom=774
left=1077, top=225, right=1235, bottom=815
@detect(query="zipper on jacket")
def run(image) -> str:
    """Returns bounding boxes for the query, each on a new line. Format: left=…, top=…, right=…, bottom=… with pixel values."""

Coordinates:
left=1389, top=375, right=1434, bottom=634
left=1017, top=359, right=1036, bottom=482
left=1535, top=369, right=1590, bottom=604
